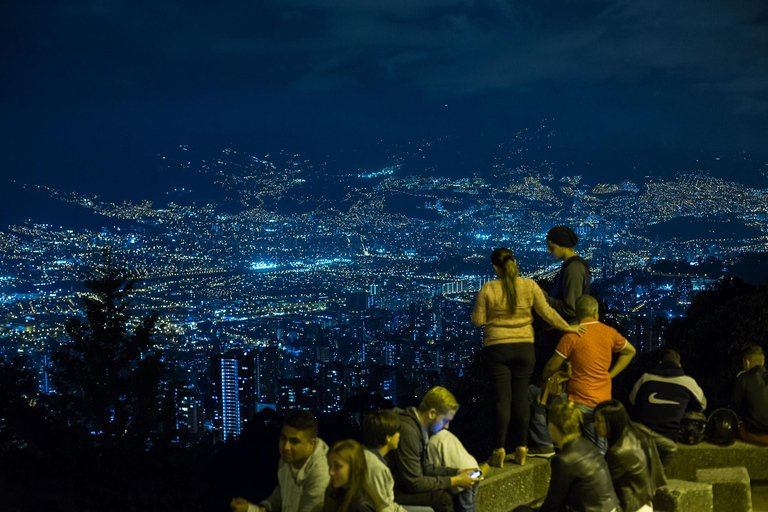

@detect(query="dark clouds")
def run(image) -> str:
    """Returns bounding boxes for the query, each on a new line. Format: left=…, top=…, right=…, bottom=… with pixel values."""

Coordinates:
left=1, top=0, right=767, bottom=189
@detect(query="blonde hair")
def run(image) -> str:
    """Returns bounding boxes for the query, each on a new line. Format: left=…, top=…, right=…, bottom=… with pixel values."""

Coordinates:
left=490, top=248, right=519, bottom=313
left=417, top=386, right=459, bottom=415
left=323, top=440, right=382, bottom=512
left=548, top=401, right=583, bottom=436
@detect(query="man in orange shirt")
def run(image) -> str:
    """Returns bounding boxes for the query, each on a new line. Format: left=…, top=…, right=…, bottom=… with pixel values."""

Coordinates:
left=528, top=295, right=636, bottom=455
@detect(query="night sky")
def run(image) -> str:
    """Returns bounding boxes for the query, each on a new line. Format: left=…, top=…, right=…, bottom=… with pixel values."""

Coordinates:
left=2, top=1, right=767, bottom=199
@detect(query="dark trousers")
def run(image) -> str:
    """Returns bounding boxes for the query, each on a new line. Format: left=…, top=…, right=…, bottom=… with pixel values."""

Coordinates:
left=483, top=343, right=535, bottom=449
left=395, top=489, right=454, bottom=512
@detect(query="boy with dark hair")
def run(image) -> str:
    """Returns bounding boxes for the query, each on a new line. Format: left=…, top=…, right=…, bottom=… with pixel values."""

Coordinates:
left=231, top=410, right=330, bottom=512
left=363, top=410, right=414, bottom=512
left=389, top=387, right=479, bottom=512
left=630, top=349, right=706, bottom=441
left=732, top=345, right=768, bottom=445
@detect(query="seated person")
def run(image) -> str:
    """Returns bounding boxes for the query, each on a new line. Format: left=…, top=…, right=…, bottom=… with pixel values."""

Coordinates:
left=731, top=345, right=768, bottom=445
left=231, top=410, right=330, bottom=512
left=363, top=409, right=431, bottom=512
left=323, top=439, right=380, bottom=512
left=427, top=429, right=483, bottom=512
left=594, top=400, right=667, bottom=512
left=513, top=401, right=620, bottom=512
left=629, top=349, right=706, bottom=441
left=389, top=387, right=480, bottom=512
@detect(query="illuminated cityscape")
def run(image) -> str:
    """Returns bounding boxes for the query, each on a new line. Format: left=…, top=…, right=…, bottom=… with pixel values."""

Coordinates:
left=1, top=124, right=767, bottom=442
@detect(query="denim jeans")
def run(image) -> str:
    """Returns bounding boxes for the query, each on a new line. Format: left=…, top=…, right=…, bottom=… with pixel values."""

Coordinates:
left=527, top=384, right=606, bottom=454
left=454, top=483, right=478, bottom=512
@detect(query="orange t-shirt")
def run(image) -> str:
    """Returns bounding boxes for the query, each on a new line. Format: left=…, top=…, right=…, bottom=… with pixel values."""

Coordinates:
left=555, top=320, right=627, bottom=407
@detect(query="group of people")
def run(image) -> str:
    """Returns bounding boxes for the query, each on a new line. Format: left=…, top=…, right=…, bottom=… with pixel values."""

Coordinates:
left=233, top=225, right=768, bottom=512
left=471, top=225, right=768, bottom=511
left=232, top=388, right=482, bottom=512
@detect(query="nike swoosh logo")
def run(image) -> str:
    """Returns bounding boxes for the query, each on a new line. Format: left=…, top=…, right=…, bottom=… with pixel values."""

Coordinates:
left=649, top=392, right=680, bottom=405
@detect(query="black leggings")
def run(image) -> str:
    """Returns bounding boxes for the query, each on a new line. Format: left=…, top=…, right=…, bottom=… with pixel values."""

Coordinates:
left=483, top=343, right=535, bottom=449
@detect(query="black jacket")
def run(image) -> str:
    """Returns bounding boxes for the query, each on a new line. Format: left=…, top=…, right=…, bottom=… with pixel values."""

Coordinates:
left=547, top=256, right=590, bottom=324
left=388, top=407, right=457, bottom=493
left=540, top=437, right=619, bottom=512
left=630, top=361, right=706, bottom=441
left=732, top=365, right=768, bottom=434
left=605, top=429, right=661, bottom=512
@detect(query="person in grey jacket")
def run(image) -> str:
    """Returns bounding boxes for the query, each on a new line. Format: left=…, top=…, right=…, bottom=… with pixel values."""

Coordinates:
left=389, top=387, right=479, bottom=512
left=231, top=410, right=330, bottom=512
left=362, top=409, right=409, bottom=512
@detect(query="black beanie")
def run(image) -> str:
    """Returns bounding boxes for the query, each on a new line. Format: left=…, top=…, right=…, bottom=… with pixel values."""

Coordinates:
left=546, top=226, right=578, bottom=248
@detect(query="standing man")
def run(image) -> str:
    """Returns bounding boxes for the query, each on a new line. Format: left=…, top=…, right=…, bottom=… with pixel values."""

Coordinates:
left=231, top=410, right=330, bottom=512
left=630, top=349, right=707, bottom=441
left=731, top=345, right=768, bottom=445
left=389, top=387, right=480, bottom=512
left=529, top=295, right=636, bottom=455
left=545, top=226, right=591, bottom=324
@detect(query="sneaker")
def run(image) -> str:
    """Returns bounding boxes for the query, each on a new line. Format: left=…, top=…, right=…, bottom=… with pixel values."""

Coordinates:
left=527, top=445, right=556, bottom=459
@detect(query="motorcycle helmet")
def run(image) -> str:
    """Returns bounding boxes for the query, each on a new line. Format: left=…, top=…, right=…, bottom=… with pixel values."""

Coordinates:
left=706, top=408, right=739, bottom=446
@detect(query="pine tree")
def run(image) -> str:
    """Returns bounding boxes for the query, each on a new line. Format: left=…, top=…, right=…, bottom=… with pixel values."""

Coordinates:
left=51, top=256, right=162, bottom=446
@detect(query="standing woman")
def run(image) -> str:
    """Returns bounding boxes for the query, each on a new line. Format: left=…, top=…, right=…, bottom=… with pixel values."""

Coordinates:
left=323, top=439, right=382, bottom=512
left=472, top=248, right=586, bottom=468
left=594, top=400, right=665, bottom=512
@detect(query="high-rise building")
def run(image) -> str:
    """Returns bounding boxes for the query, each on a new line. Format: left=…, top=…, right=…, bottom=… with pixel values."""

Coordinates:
left=277, top=377, right=318, bottom=412
left=210, top=352, right=256, bottom=441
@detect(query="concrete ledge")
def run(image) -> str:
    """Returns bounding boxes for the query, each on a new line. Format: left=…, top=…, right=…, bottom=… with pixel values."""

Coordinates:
left=666, top=441, right=768, bottom=481
left=696, top=467, right=752, bottom=512
left=653, top=479, right=714, bottom=512
left=477, top=458, right=551, bottom=512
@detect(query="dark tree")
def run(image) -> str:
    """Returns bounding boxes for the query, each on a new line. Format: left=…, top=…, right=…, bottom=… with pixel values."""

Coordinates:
left=0, top=355, right=40, bottom=450
left=51, top=257, right=163, bottom=447
left=664, top=276, right=768, bottom=408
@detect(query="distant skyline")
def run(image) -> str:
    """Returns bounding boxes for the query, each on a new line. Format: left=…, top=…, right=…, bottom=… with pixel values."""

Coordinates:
left=2, top=1, right=767, bottom=202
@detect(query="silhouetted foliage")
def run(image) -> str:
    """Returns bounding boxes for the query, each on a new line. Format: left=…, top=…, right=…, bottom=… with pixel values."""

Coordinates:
left=664, top=276, right=768, bottom=408
left=50, top=255, right=163, bottom=447
left=453, top=348, right=494, bottom=458
left=0, top=355, right=42, bottom=451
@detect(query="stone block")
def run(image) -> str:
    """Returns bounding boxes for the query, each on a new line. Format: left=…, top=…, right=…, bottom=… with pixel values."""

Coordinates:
left=696, top=467, right=752, bottom=512
left=666, top=441, right=768, bottom=481
left=476, top=458, right=551, bottom=512
left=653, top=479, right=713, bottom=512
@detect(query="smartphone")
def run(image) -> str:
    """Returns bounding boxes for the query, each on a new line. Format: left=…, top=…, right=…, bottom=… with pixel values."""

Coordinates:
left=469, top=470, right=482, bottom=479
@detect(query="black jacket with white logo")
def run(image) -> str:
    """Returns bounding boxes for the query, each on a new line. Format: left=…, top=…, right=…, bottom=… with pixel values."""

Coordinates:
left=630, top=361, right=707, bottom=441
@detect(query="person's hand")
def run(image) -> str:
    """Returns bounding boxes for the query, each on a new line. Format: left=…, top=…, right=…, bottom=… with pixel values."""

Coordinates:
left=567, top=324, right=587, bottom=337
left=230, top=497, right=252, bottom=512
left=451, top=468, right=480, bottom=488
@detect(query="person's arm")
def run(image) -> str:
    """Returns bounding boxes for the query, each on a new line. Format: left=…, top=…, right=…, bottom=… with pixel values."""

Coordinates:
left=297, top=457, right=331, bottom=512
left=546, top=262, right=586, bottom=321
left=687, top=378, right=707, bottom=412
left=628, top=375, right=645, bottom=405
left=532, top=282, right=586, bottom=336
left=367, top=463, right=398, bottom=512
left=539, top=456, right=573, bottom=512
left=470, top=286, right=487, bottom=326
left=541, top=352, right=567, bottom=383
left=392, top=425, right=453, bottom=493
left=609, top=341, right=636, bottom=379
left=255, top=485, right=281, bottom=512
